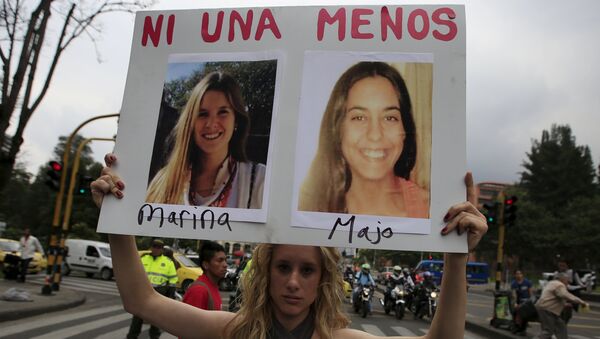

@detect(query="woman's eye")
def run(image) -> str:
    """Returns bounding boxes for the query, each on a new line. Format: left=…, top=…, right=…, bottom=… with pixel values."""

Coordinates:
left=278, top=264, right=291, bottom=273
left=350, top=115, right=366, bottom=121
left=218, top=109, right=231, bottom=116
left=198, top=111, right=209, bottom=118
left=384, top=114, right=400, bottom=122
left=302, top=267, right=315, bottom=275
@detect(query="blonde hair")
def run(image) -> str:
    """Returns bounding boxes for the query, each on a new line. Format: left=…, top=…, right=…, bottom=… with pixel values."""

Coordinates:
left=299, top=62, right=417, bottom=213
left=146, top=71, right=250, bottom=203
left=224, top=244, right=350, bottom=339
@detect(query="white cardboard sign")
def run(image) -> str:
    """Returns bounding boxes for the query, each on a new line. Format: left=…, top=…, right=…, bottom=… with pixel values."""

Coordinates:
left=97, top=4, right=467, bottom=253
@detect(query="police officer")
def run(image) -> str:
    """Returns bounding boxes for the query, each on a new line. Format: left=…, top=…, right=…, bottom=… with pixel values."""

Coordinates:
left=127, top=239, right=178, bottom=339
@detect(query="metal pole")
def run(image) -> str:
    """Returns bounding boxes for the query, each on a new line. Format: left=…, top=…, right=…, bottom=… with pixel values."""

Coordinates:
left=43, top=114, right=119, bottom=294
left=495, top=192, right=506, bottom=291
left=50, top=138, right=115, bottom=289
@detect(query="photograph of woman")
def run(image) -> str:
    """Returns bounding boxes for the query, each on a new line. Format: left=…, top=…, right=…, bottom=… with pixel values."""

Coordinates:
left=146, top=59, right=277, bottom=209
left=298, top=61, right=431, bottom=218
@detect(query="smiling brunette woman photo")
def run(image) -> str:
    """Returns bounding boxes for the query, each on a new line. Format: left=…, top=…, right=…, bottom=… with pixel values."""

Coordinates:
left=299, top=62, right=430, bottom=218
left=146, top=71, right=265, bottom=209
left=92, top=154, right=487, bottom=339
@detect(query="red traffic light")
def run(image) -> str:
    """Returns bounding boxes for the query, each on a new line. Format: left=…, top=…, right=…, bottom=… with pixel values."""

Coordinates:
left=504, top=196, right=517, bottom=205
left=49, top=161, right=62, bottom=171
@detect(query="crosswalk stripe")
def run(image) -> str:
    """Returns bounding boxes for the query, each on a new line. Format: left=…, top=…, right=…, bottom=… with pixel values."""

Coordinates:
left=419, top=328, right=429, bottom=334
left=29, top=313, right=132, bottom=339
left=360, top=324, right=385, bottom=336
left=56, top=281, right=118, bottom=294
left=27, top=280, right=120, bottom=296
left=391, top=326, right=417, bottom=336
left=570, top=336, right=591, bottom=339
left=0, top=305, right=124, bottom=338
left=95, top=326, right=178, bottom=339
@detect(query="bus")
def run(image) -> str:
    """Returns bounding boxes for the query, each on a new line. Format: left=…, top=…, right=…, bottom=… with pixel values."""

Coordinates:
left=414, top=260, right=489, bottom=285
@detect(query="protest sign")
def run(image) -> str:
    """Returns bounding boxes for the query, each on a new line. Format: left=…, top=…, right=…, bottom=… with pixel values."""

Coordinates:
left=97, top=4, right=467, bottom=252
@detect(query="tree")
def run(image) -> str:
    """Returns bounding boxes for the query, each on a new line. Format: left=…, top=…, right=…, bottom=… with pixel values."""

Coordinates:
left=508, top=124, right=600, bottom=270
left=520, top=124, right=596, bottom=214
left=0, top=0, right=153, bottom=194
left=0, top=134, right=104, bottom=243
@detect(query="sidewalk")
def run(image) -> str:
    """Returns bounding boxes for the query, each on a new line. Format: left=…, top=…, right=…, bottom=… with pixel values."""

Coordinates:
left=0, top=277, right=86, bottom=322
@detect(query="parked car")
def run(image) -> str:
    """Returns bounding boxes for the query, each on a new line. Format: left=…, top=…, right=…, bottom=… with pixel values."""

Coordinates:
left=64, top=239, right=113, bottom=280
left=0, top=238, right=47, bottom=274
left=140, top=249, right=203, bottom=292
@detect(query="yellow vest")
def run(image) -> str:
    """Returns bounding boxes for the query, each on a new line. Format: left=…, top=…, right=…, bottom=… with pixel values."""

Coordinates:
left=141, top=254, right=178, bottom=287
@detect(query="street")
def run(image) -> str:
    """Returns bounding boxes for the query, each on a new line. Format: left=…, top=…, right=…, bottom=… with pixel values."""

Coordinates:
left=0, top=274, right=599, bottom=338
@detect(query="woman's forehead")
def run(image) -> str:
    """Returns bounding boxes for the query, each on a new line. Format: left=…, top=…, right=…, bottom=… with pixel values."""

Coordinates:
left=273, top=245, right=321, bottom=264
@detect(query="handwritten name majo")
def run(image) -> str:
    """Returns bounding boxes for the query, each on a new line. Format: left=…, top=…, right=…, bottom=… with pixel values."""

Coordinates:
left=141, top=6, right=458, bottom=47
left=328, top=215, right=394, bottom=245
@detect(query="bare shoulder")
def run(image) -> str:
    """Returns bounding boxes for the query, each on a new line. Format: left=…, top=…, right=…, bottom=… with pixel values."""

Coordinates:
left=332, top=328, right=423, bottom=339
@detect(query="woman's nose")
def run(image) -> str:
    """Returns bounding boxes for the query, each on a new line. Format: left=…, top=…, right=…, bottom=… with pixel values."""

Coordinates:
left=205, top=114, right=217, bottom=128
left=286, top=270, right=301, bottom=291
left=367, top=120, right=383, bottom=141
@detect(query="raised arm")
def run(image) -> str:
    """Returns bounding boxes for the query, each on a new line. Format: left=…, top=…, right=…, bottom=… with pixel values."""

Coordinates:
left=91, top=154, right=235, bottom=339
left=426, top=172, right=488, bottom=339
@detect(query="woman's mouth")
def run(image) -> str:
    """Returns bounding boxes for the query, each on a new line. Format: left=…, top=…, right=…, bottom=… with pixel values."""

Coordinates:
left=203, top=132, right=223, bottom=140
left=361, top=149, right=386, bottom=159
left=283, top=295, right=302, bottom=304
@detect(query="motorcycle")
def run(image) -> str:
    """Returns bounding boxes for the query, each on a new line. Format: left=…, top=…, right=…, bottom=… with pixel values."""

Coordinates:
left=353, top=285, right=373, bottom=318
left=381, top=283, right=406, bottom=319
left=412, top=286, right=438, bottom=320
left=219, top=268, right=238, bottom=292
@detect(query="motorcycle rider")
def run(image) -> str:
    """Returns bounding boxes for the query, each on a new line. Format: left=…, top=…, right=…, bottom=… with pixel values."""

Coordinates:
left=413, top=271, right=437, bottom=318
left=384, top=266, right=405, bottom=312
left=402, top=267, right=415, bottom=289
left=353, top=263, right=376, bottom=314
left=344, top=265, right=354, bottom=288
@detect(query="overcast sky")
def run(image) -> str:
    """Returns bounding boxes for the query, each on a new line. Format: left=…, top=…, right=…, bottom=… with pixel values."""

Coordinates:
left=12, top=0, right=600, bottom=185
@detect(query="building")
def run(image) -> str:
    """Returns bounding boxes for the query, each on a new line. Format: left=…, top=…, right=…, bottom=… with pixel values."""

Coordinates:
left=476, top=182, right=510, bottom=209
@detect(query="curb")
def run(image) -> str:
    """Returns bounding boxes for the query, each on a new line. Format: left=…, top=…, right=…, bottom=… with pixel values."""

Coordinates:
left=0, top=293, right=86, bottom=323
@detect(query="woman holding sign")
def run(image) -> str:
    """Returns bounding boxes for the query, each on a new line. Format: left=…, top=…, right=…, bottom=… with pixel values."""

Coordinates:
left=146, top=71, right=265, bottom=209
left=299, top=62, right=429, bottom=218
left=93, top=154, right=487, bottom=339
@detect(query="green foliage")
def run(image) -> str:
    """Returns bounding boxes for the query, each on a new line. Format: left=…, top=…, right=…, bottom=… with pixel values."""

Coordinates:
left=521, top=124, right=596, bottom=214
left=507, top=124, right=600, bottom=270
left=0, top=134, right=104, bottom=243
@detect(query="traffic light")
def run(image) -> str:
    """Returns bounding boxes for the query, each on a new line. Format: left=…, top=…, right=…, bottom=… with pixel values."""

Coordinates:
left=482, top=202, right=499, bottom=226
left=77, top=175, right=94, bottom=195
left=45, top=161, right=63, bottom=190
left=504, top=196, right=518, bottom=227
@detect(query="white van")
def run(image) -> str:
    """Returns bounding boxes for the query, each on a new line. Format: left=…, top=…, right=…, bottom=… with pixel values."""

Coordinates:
left=64, top=239, right=113, bottom=280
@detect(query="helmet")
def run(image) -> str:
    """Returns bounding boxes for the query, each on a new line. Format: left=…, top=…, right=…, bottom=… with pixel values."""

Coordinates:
left=393, top=265, right=402, bottom=274
left=361, top=263, right=371, bottom=272
left=403, top=267, right=410, bottom=275
left=423, top=271, right=432, bottom=280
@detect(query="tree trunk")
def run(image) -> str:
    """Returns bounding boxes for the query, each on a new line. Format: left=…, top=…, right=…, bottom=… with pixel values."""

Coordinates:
left=0, top=153, right=17, bottom=193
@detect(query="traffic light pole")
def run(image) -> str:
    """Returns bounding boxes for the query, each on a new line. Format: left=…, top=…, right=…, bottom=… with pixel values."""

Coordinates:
left=495, top=192, right=505, bottom=291
left=43, top=114, right=119, bottom=294
left=48, top=137, right=115, bottom=288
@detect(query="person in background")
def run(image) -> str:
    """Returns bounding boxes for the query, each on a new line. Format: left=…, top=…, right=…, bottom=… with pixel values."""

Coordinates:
left=18, top=227, right=44, bottom=283
left=352, top=263, right=376, bottom=314
left=510, top=269, right=533, bottom=335
left=535, top=272, right=590, bottom=339
left=183, top=241, right=228, bottom=311
left=127, top=239, right=178, bottom=339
